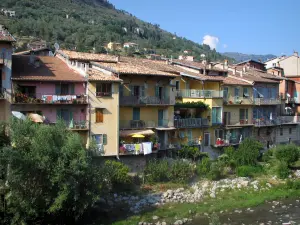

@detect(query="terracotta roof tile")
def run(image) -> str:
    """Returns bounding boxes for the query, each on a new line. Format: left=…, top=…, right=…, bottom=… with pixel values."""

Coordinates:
left=172, top=59, right=227, bottom=72
left=93, top=61, right=177, bottom=77
left=87, top=69, right=122, bottom=82
left=223, top=77, right=252, bottom=86
left=57, top=50, right=118, bottom=62
left=12, top=55, right=85, bottom=82
left=0, top=25, right=15, bottom=42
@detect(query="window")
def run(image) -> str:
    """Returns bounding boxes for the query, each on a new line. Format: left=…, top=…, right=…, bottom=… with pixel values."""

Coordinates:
left=223, top=87, right=228, bottom=99
left=273, top=63, right=276, bottom=67
left=257, top=129, right=260, bottom=136
left=133, top=108, right=140, bottom=120
left=239, top=109, right=248, bottom=120
left=212, top=107, right=222, bottom=124
left=96, top=83, right=112, bottom=97
left=280, top=128, right=283, bottom=136
left=129, top=85, right=145, bottom=97
left=19, top=86, right=36, bottom=98
left=215, top=129, right=224, bottom=140
left=55, top=84, right=74, bottom=95
left=289, top=128, right=292, bottom=134
left=187, top=130, right=193, bottom=142
left=95, top=108, right=103, bottom=123
left=175, top=81, right=180, bottom=90
left=92, top=134, right=107, bottom=145
left=57, top=109, right=72, bottom=124
left=243, top=88, right=249, bottom=98
left=204, top=133, right=210, bottom=146
left=234, top=87, right=239, bottom=97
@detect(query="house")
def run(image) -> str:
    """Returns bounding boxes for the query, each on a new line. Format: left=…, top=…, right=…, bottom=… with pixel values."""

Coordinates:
left=1, top=9, right=15, bottom=17
left=0, top=25, right=15, bottom=122
left=107, top=42, right=122, bottom=51
left=178, top=55, right=194, bottom=62
left=123, top=42, right=139, bottom=50
left=27, top=40, right=47, bottom=50
left=235, top=59, right=266, bottom=71
left=55, top=50, right=121, bottom=154
left=11, top=55, right=89, bottom=143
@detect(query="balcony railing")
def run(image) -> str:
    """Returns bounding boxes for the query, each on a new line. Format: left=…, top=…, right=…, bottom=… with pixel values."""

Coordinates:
left=253, top=98, right=281, bottom=105
left=253, top=118, right=279, bottom=127
left=286, top=97, right=295, bottom=104
left=176, top=89, right=223, bottom=98
left=278, top=116, right=300, bottom=124
left=96, top=92, right=112, bottom=97
left=120, top=119, right=173, bottom=129
left=49, top=120, right=88, bottom=130
left=13, top=93, right=88, bottom=104
left=120, top=96, right=173, bottom=106
left=174, top=118, right=209, bottom=128
left=224, top=96, right=254, bottom=105
left=223, top=119, right=253, bottom=126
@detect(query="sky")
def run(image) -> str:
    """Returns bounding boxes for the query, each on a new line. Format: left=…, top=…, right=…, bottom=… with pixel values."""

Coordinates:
left=109, top=0, right=300, bottom=55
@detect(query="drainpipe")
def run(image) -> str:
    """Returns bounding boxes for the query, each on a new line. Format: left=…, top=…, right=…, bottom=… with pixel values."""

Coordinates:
left=116, top=75, right=121, bottom=160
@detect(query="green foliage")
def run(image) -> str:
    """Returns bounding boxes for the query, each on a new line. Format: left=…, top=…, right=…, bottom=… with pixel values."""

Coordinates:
left=209, top=213, right=221, bottom=225
left=274, top=144, right=299, bottom=164
left=103, top=160, right=131, bottom=191
left=235, top=138, right=263, bottom=166
left=196, top=157, right=211, bottom=177
left=208, top=162, right=223, bottom=181
left=0, top=0, right=229, bottom=61
left=144, top=159, right=194, bottom=184
left=178, top=146, right=205, bottom=161
left=236, top=166, right=263, bottom=178
left=262, top=149, right=274, bottom=162
left=175, top=101, right=210, bottom=109
left=276, top=161, right=290, bottom=179
left=0, top=119, right=103, bottom=224
left=286, top=179, right=300, bottom=189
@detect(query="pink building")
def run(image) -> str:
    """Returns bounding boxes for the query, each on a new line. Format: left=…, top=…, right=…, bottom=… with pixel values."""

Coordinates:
left=11, top=55, right=88, bottom=139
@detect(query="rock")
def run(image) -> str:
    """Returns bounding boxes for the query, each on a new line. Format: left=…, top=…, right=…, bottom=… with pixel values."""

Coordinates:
left=153, top=216, right=159, bottom=220
left=266, top=183, right=272, bottom=188
left=162, top=222, right=167, bottom=225
left=183, top=218, right=188, bottom=223
left=189, top=210, right=192, bottom=214
left=210, top=192, right=216, bottom=198
left=174, top=220, right=183, bottom=225
left=139, top=222, right=143, bottom=225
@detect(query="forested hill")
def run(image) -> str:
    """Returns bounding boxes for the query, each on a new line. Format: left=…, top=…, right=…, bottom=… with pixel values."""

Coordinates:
left=223, top=52, right=277, bottom=63
left=0, top=0, right=229, bottom=61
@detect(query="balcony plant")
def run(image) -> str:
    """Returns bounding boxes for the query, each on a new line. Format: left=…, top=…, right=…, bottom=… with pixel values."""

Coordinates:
left=175, top=101, right=210, bottom=110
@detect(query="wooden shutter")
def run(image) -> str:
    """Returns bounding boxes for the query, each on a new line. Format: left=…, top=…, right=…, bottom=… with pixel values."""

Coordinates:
left=96, top=109, right=103, bottom=123
left=103, top=134, right=107, bottom=145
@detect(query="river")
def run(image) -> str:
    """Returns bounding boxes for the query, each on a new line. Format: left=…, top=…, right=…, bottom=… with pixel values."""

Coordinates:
left=188, top=199, right=300, bottom=225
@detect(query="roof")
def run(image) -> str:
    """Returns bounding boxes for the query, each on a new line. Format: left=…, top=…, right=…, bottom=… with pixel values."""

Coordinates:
left=230, top=73, right=279, bottom=84
left=235, top=59, right=266, bottom=66
left=13, top=47, right=52, bottom=55
left=87, top=69, right=122, bottom=82
left=0, top=25, right=15, bottom=42
left=120, top=129, right=154, bottom=137
left=223, top=76, right=252, bottom=86
left=92, top=61, right=177, bottom=77
left=57, top=50, right=118, bottom=63
left=172, top=59, right=227, bottom=72
left=12, top=55, right=85, bottom=82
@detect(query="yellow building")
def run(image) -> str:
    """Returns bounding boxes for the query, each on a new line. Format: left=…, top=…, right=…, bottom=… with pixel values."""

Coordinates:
left=107, top=42, right=122, bottom=51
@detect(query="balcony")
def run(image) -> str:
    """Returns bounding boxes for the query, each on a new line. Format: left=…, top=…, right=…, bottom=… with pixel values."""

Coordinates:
left=224, top=96, right=254, bottom=105
left=223, top=119, right=253, bottom=127
left=120, top=119, right=173, bottom=129
left=13, top=93, right=88, bottom=104
left=120, top=96, right=173, bottom=106
left=49, top=120, right=89, bottom=130
left=96, top=92, right=112, bottom=97
left=215, top=138, right=241, bottom=147
left=176, top=89, right=223, bottom=99
left=0, top=53, right=4, bottom=65
left=286, top=97, right=295, bottom=104
left=174, top=118, right=209, bottom=128
left=253, top=118, right=279, bottom=127
left=253, top=98, right=281, bottom=105
left=278, top=116, right=300, bottom=124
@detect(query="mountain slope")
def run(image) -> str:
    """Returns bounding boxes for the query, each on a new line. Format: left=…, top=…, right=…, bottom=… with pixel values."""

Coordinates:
left=223, top=52, right=276, bottom=63
left=0, top=0, right=229, bottom=62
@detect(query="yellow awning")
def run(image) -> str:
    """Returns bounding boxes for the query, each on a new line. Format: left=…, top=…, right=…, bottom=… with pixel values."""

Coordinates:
left=120, top=129, right=154, bottom=137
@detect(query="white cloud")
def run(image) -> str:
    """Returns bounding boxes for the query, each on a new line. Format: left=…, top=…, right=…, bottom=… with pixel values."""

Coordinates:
left=202, top=35, right=219, bottom=50
left=223, top=44, right=228, bottom=49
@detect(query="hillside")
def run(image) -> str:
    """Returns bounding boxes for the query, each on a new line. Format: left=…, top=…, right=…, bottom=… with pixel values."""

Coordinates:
left=223, top=52, right=276, bottom=63
left=0, top=0, right=229, bottom=62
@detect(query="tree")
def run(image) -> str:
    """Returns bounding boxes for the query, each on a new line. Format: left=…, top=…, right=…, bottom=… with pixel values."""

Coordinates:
left=0, top=119, right=103, bottom=224
left=234, top=138, right=263, bottom=166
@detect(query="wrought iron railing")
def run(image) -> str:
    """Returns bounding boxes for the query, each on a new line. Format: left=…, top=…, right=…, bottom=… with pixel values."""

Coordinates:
left=176, top=89, right=223, bottom=98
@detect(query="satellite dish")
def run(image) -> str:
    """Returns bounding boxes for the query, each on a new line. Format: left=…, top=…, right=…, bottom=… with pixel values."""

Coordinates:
left=54, top=43, right=60, bottom=51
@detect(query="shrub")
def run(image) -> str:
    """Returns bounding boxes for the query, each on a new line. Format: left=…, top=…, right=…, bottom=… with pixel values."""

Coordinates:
left=236, top=165, right=263, bottom=177
left=169, top=160, right=194, bottom=183
left=235, top=138, right=263, bottom=166
left=208, top=162, right=223, bottom=181
left=262, top=149, right=274, bottom=162
left=286, top=179, right=300, bottom=189
left=274, top=144, right=299, bottom=164
left=103, top=160, right=131, bottom=191
left=178, top=146, right=202, bottom=161
left=196, top=157, right=211, bottom=177
left=144, top=159, right=169, bottom=183
left=276, top=161, right=290, bottom=179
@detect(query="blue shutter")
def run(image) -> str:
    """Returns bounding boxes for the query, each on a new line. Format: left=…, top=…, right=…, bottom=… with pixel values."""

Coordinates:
left=155, top=86, right=159, bottom=97
left=129, top=85, right=134, bottom=96
left=133, top=108, right=140, bottom=120
left=103, top=134, right=107, bottom=145
left=141, top=86, right=145, bottom=97
left=56, top=109, right=61, bottom=120
left=212, top=108, right=217, bottom=124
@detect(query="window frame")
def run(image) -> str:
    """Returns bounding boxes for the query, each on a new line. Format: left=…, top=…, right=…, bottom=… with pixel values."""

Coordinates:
left=289, top=128, right=292, bottom=134
left=92, top=134, right=107, bottom=145
left=204, top=132, right=210, bottom=147
left=96, top=83, right=112, bottom=97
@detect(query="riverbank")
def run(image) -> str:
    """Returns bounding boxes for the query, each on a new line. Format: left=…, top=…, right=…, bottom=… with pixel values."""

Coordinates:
left=111, top=178, right=300, bottom=225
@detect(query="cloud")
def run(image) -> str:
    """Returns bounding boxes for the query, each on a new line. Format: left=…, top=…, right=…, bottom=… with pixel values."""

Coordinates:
left=202, top=35, right=219, bottom=50
left=223, top=44, right=228, bottom=49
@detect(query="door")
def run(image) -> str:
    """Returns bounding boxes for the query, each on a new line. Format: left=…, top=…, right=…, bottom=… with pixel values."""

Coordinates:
left=223, top=112, right=231, bottom=125
left=158, top=109, right=164, bottom=126
left=133, top=108, right=140, bottom=120
left=133, top=86, right=140, bottom=96
left=204, top=133, right=210, bottom=146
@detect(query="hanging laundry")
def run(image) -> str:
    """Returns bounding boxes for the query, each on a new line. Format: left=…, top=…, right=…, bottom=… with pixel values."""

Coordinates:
left=142, top=142, right=152, bottom=155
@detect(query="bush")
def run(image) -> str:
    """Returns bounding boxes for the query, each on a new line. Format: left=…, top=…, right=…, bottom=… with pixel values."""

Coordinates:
left=276, top=161, right=290, bottom=179
left=262, top=149, right=274, bottom=162
left=235, top=138, right=263, bottom=166
left=103, top=160, right=131, bottom=191
left=178, top=146, right=202, bottom=161
left=169, top=160, right=194, bottom=183
left=196, top=157, right=211, bottom=177
left=274, top=144, right=299, bottom=164
left=286, top=179, right=300, bottom=189
left=144, top=159, right=169, bottom=183
left=208, top=162, right=223, bottom=181
left=236, top=165, right=263, bottom=177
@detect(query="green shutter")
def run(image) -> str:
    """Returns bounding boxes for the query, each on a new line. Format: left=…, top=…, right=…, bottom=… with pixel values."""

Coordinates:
left=70, top=84, right=75, bottom=95
left=246, top=109, right=248, bottom=119
left=119, top=84, right=123, bottom=96
left=56, top=109, right=61, bottom=120
left=69, top=111, right=73, bottom=121
left=129, top=85, right=133, bottom=96
left=141, top=86, right=145, bottom=97
left=55, top=84, right=61, bottom=95
left=155, top=86, right=159, bottom=97
left=103, top=134, right=107, bottom=145
left=212, top=108, right=217, bottom=124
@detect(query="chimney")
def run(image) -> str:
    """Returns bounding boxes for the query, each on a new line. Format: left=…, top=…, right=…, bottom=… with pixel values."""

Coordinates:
left=224, top=59, right=228, bottom=70
left=239, top=70, right=243, bottom=77
left=258, top=59, right=262, bottom=63
left=294, top=51, right=298, bottom=57
left=116, top=55, right=120, bottom=62
left=233, top=67, right=237, bottom=75
left=29, top=51, right=35, bottom=64
left=208, top=63, right=212, bottom=69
